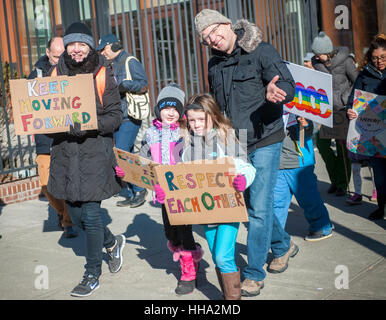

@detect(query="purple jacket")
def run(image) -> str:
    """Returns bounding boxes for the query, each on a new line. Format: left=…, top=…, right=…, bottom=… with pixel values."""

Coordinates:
left=139, top=119, right=183, bottom=165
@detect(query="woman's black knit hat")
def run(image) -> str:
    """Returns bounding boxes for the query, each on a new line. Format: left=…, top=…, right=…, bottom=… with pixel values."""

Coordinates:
left=63, top=22, right=95, bottom=49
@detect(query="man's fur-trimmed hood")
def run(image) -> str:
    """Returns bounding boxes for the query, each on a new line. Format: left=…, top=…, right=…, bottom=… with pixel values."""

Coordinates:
left=232, top=19, right=263, bottom=53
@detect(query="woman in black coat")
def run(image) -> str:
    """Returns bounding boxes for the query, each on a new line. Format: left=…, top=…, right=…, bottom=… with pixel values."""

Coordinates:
left=47, top=22, right=125, bottom=297
left=347, top=33, right=386, bottom=220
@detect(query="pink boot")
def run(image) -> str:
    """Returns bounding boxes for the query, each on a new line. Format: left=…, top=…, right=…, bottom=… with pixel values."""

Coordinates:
left=371, top=189, right=377, bottom=202
left=175, top=250, right=196, bottom=295
left=192, top=243, right=204, bottom=273
left=168, top=242, right=204, bottom=295
left=167, top=241, right=182, bottom=262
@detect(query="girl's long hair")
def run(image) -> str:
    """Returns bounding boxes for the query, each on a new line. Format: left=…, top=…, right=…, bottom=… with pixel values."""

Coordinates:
left=184, top=93, right=237, bottom=145
left=358, top=33, right=386, bottom=71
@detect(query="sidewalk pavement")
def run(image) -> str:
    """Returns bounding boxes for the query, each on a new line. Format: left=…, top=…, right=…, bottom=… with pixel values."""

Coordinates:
left=0, top=151, right=385, bottom=300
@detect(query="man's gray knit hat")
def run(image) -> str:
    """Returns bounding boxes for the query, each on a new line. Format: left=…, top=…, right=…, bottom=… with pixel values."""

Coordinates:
left=311, top=31, right=333, bottom=54
left=63, top=22, right=95, bottom=49
left=154, top=83, right=185, bottom=119
left=194, top=9, right=232, bottom=43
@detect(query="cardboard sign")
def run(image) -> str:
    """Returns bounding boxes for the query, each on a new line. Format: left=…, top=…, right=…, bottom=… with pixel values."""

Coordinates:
left=114, top=147, right=159, bottom=190
left=346, top=89, right=386, bottom=157
left=284, top=62, right=333, bottom=128
left=9, top=74, right=98, bottom=135
left=154, top=157, right=249, bottom=226
left=319, top=109, right=349, bottom=139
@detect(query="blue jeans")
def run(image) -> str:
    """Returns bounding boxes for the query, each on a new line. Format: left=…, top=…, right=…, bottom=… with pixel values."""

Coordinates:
left=114, top=119, right=144, bottom=197
left=66, top=201, right=116, bottom=278
left=274, top=166, right=332, bottom=235
left=204, top=223, right=239, bottom=274
left=243, top=141, right=291, bottom=282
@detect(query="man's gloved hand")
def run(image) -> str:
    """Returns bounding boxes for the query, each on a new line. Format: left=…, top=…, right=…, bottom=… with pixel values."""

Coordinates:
left=233, top=174, right=247, bottom=192
left=115, top=166, right=125, bottom=178
left=69, top=122, right=87, bottom=138
left=154, top=184, right=166, bottom=204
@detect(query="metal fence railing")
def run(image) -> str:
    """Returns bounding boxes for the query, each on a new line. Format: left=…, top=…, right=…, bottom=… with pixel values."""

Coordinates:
left=0, top=0, right=316, bottom=180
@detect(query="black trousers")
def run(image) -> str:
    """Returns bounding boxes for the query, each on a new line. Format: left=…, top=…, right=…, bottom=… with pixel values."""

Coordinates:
left=161, top=205, right=196, bottom=250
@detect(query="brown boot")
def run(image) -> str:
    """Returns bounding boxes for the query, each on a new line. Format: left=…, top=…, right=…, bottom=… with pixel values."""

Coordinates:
left=215, top=267, right=224, bottom=298
left=268, top=241, right=299, bottom=273
left=220, top=269, right=241, bottom=300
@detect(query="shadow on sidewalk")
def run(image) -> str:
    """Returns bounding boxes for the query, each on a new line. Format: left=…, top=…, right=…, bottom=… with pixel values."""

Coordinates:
left=316, top=180, right=379, bottom=216
left=54, top=208, right=113, bottom=264
left=193, top=223, right=249, bottom=272
left=42, top=205, right=61, bottom=233
left=285, top=201, right=386, bottom=257
left=123, top=213, right=222, bottom=299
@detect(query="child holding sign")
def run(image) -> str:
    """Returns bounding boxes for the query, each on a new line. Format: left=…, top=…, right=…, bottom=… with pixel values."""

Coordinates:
left=178, top=94, right=255, bottom=300
left=139, top=84, right=203, bottom=295
left=274, top=114, right=333, bottom=241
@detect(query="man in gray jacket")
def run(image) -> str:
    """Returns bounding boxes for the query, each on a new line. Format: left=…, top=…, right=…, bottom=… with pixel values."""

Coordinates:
left=195, top=9, right=296, bottom=297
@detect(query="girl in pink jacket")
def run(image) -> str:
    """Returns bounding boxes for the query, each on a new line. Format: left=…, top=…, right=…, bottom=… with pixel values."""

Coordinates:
left=139, top=84, right=203, bottom=295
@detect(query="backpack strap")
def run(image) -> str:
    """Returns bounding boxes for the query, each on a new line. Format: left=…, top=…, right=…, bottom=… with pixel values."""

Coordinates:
left=51, top=66, right=57, bottom=77
left=50, top=66, right=106, bottom=107
left=125, top=55, right=138, bottom=81
left=95, top=66, right=106, bottom=107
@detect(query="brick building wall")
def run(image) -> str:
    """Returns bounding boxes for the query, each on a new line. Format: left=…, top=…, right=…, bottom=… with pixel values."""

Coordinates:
left=0, top=176, right=41, bottom=205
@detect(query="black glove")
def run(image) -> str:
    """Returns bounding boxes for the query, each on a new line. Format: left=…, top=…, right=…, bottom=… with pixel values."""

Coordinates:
left=118, top=83, right=127, bottom=94
left=69, top=122, right=87, bottom=138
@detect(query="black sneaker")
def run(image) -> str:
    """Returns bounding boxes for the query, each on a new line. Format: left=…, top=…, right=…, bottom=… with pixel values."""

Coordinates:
left=116, top=196, right=134, bottom=207
left=70, top=274, right=99, bottom=297
left=107, top=235, right=125, bottom=273
left=175, top=280, right=196, bottom=295
left=129, top=189, right=148, bottom=208
left=305, top=231, right=333, bottom=242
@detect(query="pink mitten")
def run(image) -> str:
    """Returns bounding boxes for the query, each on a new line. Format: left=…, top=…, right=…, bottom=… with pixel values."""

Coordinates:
left=154, top=184, right=166, bottom=204
left=233, top=174, right=247, bottom=192
left=115, top=166, right=125, bottom=178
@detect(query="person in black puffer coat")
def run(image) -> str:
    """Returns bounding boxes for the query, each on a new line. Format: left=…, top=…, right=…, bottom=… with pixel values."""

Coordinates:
left=347, top=33, right=386, bottom=220
left=46, top=22, right=125, bottom=297
left=311, top=31, right=358, bottom=196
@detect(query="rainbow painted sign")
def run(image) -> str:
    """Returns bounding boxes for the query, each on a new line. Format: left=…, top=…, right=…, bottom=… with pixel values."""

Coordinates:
left=346, top=89, right=386, bottom=157
left=284, top=62, right=333, bottom=128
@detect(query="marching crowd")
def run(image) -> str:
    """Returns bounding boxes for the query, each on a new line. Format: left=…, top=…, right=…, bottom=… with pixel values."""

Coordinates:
left=27, top=9, right=385, bottom=299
